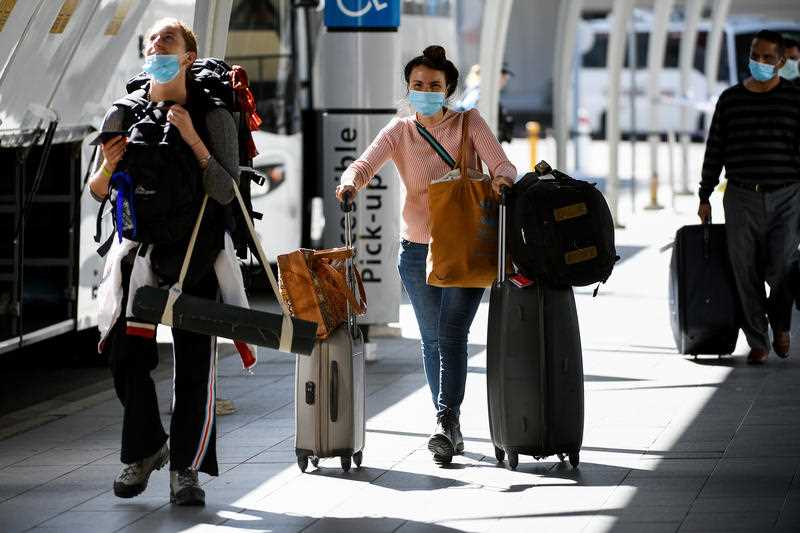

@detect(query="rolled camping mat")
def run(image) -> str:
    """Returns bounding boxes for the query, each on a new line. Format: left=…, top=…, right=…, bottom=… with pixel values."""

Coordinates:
left=132, top=286, right=317, bottom=356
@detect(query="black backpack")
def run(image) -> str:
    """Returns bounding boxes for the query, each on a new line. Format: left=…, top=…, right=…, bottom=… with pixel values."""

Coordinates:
left=127, top=58, right=265, bottom=258
left=508, top=161, right=618, bottom=289
left=94, top=90, right=204, bottom=256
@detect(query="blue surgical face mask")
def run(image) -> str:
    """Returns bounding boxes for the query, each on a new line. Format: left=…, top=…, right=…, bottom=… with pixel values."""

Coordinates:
left=408, top=90, right=446, bottom=116
left=780, top=58, right=799, bottom=80
left=143, top=54, right=183, bottom=84
left=749, top=59, right=777, bottom=82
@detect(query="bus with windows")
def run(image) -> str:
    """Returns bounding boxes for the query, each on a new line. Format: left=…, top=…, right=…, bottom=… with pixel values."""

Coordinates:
left=0, top=0, right=306, bottom=355
left=579, top=13, right=800, bottom=137
left=0, top=0, right=461, bottom=355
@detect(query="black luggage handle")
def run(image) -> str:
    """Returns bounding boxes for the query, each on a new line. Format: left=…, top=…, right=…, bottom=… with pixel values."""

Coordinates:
left=534, top=160, right=568, bottom=181
left=340, top=190, right=354, bottom=213
left=534, top=160, right=552, bottom=177
left=702, top=217, right=712, bottom=260
left=330, top=360, right=339, bottom=423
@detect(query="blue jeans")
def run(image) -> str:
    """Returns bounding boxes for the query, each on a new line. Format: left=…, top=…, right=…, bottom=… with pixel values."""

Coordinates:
left=398, top=240, right=484, bottom=418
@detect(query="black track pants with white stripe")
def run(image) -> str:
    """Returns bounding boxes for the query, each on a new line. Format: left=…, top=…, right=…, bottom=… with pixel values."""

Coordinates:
left=107, top=259, right=219, bottom=476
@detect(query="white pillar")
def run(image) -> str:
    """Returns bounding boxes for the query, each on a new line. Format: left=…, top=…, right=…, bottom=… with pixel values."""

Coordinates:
left=193, top=0, right=233, bottom=58
left=477, top=0, right=514, bottom=136
left=606, top=0, right=635, bottom=227
left=646, top=0, right=675, bottom=209
left=705, top=0, right=732, bottom=94
left=678, top=0, right=703, bottom=194
left=553, top=0, right=584, bottom=170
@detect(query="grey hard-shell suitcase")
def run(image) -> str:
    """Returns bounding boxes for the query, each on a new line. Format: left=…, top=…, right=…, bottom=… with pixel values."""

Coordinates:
left=486, top=189, right=584, bottom=471
left=294, top=197, right=366, bottom=472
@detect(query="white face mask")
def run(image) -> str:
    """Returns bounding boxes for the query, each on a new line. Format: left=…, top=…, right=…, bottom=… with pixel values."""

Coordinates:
left=780, top=58, right=799, bottom=80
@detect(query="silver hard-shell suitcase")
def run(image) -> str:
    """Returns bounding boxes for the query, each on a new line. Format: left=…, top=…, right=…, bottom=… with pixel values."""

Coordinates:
left=294, top=196, right=366, bottom=472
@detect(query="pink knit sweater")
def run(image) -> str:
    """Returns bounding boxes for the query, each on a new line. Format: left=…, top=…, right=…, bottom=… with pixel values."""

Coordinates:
left=340, top=108, right=517, bottom=244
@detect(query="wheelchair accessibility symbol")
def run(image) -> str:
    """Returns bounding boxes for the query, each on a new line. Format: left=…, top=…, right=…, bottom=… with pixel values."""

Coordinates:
left=325, top=0, right=399, bottom=28
left=337, top=0, right=388, bottom=18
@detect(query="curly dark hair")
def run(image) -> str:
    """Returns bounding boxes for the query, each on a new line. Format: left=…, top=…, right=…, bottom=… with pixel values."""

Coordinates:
left=403, top=45, right=460, bottom=98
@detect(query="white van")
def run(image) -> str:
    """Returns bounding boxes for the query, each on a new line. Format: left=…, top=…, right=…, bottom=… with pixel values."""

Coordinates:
left=580, top=13, right=800, bottom=137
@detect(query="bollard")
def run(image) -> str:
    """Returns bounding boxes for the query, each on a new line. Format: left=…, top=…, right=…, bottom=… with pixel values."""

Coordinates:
left=645, top=126, right=664, bottom=211
left=526, top=121, right=540, bottom=170
left=644, top=171, right=664, bottom=210
left=666, top=129, right=677, bottom=209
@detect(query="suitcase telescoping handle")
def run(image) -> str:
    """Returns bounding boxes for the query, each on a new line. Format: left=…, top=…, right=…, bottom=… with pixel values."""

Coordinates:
left=498, top=186, right=509, bottom=284
left=340, top=191, right=360, bottom=338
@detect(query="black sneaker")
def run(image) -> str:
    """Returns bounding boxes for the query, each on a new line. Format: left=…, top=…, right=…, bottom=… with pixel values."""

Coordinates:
left=170, top=469, right=205, bottom=506
left=113, top=442, right=169, bottom=498
left=428, top=411, right=460, bottom=462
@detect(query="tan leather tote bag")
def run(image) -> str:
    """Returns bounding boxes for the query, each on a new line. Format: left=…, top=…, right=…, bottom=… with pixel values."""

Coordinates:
left=417, top=116, right=498, bottom=288
left=277, top=247, right=367, bottom=339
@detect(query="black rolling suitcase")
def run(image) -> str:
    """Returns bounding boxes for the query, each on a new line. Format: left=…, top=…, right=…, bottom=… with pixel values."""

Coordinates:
left=669, top=223, right=740, bottom=355
left=486, top=189, right=584, bottom=471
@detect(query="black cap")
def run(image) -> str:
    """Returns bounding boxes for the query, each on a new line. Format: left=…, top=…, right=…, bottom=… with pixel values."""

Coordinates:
left=501, top=62, right=515, bottom=76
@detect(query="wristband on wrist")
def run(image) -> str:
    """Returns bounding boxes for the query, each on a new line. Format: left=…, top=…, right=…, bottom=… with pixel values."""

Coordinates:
left=100, top=163, right=112, bottom=178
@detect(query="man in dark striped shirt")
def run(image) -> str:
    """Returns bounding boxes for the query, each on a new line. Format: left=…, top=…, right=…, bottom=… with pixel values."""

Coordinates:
left=698, top=30, right=800, bottom=365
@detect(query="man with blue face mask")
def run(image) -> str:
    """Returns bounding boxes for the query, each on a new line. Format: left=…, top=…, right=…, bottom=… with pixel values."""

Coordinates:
left=698, top=30, right=800, bottom=365
left=780, top=39, right=800, bottom=83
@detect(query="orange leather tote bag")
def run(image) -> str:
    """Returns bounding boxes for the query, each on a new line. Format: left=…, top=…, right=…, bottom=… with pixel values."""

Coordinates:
left=277, top=247, right=367, bottom=339
left=417, top=116, right=498, bottom=288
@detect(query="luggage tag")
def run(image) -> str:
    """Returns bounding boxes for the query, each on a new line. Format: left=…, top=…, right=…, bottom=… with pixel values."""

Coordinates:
left=510, top=273, right=534, bottom=288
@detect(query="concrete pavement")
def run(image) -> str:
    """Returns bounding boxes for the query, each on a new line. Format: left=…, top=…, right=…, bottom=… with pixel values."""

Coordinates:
left=1, top=162, right=799, bottom=532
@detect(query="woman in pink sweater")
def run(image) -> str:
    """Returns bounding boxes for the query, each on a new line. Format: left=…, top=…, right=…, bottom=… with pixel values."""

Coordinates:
left=336, top=46, right=517, bottom=465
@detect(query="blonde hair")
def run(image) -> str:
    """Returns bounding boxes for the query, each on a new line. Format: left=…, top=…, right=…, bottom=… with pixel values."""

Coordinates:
left=145, top=17, right=198, bottom=54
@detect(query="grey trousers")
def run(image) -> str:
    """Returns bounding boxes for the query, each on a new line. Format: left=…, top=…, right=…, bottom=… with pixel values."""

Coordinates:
left=723, top=183, right=800, bottom=352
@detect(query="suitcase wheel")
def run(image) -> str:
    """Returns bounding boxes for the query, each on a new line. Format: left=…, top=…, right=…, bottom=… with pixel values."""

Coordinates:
left=310, top=456, right=319, bottom=468
left=507, top=452, right=519, bottom=471
left=353, top=450, right=363, bottom=468
left=297, top=455, right=308, bottom=473
left=568, top=451, right=580, bottom=468
left=341, top=455, right=352, bottom=472
left=494, top=446, right=505, bottom=463
left=557, top=453, right=566, bottom=463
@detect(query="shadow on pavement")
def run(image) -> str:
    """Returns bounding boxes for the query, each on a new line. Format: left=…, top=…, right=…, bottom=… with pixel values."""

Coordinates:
left=594, top=316, right=800, bottom=532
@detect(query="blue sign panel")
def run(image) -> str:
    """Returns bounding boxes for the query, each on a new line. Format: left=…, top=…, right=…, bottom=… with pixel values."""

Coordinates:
left=325, top=0, right=400, bottom=29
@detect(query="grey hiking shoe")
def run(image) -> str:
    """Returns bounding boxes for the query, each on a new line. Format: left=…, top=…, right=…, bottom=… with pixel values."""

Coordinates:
left=170, top=468, right=205, bottom=506
left=428, top=411, right=462, bottom=463
left=113, top=442, right=169, bottom=498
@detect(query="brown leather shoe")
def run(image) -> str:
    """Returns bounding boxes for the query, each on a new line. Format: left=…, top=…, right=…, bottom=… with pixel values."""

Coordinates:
left=747, top=348, right=769, bottom=365
left=772, top=331, right=790, bottom=359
